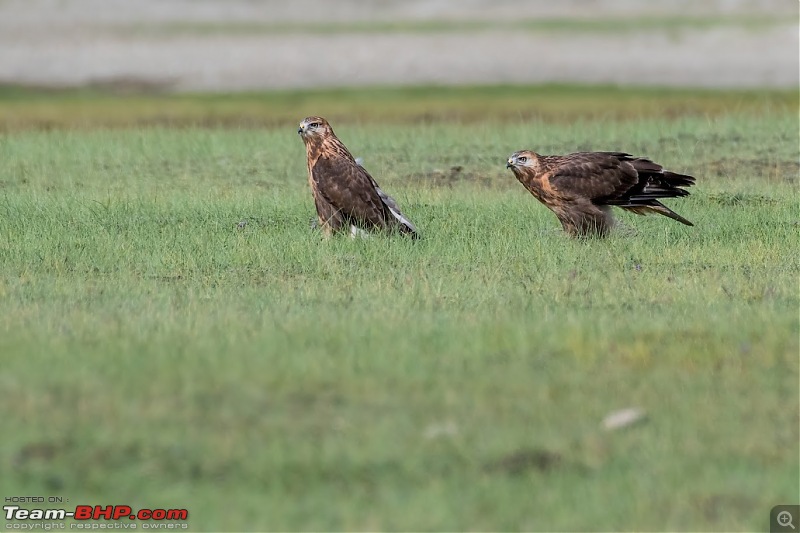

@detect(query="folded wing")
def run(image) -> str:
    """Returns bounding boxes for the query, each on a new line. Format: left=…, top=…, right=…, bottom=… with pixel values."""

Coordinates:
left=312, top=156, right=418, bottom=237
left=547, top=152, right=695, bottom=226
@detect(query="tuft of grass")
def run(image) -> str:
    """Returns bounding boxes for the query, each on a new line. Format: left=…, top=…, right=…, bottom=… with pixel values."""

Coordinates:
left=0, top=108, right=797, bottom=531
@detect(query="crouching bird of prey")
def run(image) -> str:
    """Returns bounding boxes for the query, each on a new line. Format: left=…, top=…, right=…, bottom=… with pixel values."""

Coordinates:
left=506, top=150, right=695, bottom=237
left=298, top=116, right=418, bottom=238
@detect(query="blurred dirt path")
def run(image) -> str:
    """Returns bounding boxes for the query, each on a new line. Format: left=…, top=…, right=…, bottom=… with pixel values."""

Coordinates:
left=0, top=0, right=797, bottom=91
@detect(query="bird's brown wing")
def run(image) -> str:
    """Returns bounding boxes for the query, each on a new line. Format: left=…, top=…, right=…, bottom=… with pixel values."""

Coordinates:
left=355, top=157, right=417, bottom=234
left=544, top=152, right=639, bottom=202
left=311, top=155, right=389, bottom=230
left=547, top=152, right=694, bottom=226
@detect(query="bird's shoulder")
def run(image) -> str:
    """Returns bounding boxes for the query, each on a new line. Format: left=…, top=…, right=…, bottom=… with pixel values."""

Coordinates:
left=547, top=151, right=627, bottom=172
left=310, top=145, right=388, bottom=213
left=544, top=152, right=638, bottom=199
left=311, top=141, right=363, bottom=181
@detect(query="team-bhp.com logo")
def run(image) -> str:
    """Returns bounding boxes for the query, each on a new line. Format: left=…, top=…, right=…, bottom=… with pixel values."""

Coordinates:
left=4, top=504, right=188, bottom=529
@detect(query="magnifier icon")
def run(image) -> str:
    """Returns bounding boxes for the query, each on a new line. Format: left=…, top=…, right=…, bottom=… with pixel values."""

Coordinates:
left=778, top=511, right=795, bottom=530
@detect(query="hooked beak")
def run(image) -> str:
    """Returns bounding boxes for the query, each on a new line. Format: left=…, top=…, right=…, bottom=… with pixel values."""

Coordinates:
left=297, top=126, right=304, bottom=135
left=506, top=160, right=514, bottom=169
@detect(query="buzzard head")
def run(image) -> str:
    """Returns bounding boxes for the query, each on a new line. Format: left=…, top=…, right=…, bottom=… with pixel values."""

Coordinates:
left=298, top=116, right=333, bottom=141
left=506, top=150, right=538, bottom=171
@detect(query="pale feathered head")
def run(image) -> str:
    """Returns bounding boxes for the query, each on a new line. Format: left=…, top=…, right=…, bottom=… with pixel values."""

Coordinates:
left=298, top=116, right=334, bottom=141
left=506, top=150, right=538, bottom=170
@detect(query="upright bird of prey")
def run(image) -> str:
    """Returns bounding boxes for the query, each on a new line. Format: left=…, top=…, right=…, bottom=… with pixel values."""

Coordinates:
left=298, top=116, right=418, bottom=238
left=506, top=150, right=695, bottom=237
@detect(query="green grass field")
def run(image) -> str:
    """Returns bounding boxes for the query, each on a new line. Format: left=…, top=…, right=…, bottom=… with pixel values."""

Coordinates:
left=1, top=86, right=798, bottom=531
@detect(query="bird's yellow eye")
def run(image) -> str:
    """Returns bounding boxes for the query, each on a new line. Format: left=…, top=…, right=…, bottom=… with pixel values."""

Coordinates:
left=309, top=122, right=320, bottom=128
left=518, top=156, right=527, bottom=163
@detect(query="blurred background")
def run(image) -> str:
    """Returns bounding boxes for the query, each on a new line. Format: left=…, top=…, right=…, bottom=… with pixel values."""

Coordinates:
left=0, top=0, right=796, bottom=93
left=1, top=2, right=798, bottom=532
